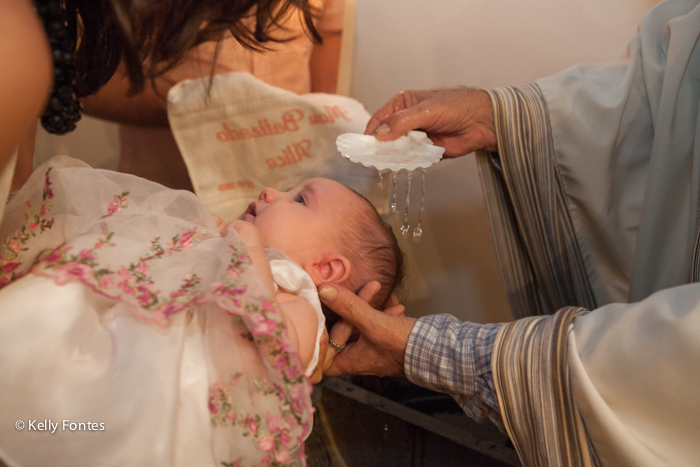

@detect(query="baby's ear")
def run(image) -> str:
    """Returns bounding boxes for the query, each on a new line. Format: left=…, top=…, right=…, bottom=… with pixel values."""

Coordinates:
left=306, top=253, right=351, bottom=286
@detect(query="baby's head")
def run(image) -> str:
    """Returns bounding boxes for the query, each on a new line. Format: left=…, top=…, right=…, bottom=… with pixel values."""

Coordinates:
left=239, top=178, right=404, bottom=309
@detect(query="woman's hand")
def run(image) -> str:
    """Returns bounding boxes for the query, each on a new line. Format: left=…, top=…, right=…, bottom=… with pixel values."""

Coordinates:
left=317, top=282, right=415, bottom=377
left=365, top=87, right=497, bottom=157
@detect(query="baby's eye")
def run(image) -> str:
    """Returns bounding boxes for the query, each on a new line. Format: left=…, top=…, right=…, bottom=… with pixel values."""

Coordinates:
left=295, top=196, right=305, bottom=205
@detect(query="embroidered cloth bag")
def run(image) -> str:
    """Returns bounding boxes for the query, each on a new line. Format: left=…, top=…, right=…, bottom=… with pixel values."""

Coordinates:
left=167, top=72, right=385, bottom=220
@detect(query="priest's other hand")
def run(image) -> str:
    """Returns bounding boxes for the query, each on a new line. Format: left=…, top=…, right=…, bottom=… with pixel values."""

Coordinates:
left=364, top=87, right=496, bottom=157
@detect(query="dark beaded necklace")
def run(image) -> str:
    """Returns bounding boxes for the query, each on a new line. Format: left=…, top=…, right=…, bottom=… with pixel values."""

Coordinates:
left=35, top=0, right=81, bottom=135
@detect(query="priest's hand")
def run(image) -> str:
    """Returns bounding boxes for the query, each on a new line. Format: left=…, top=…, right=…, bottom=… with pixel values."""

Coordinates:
left=318, top=282, right=415, bottom=377
left=364, top=87, right=496, bottom=157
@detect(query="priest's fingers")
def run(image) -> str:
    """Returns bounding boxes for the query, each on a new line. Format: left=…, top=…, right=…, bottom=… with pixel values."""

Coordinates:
left=329, top=318, right=354, bottom=348
left=365, top=87, right=496, bottom=157
left=314, top=318, right=354, bottom=381
left=365, top=90, right=430, bottom=136
left=384, top=304, right=406, bottom=316
left=318, top=283, right=379, bottom=335
left=325, top=313, right=416, bottom=377
left=356, top=280, right=381, bottom=303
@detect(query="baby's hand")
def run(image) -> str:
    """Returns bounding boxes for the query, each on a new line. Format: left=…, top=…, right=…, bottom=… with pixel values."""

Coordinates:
left=226, top=220, right=275, bottom=295
left=213, top=216, right=228, bottom=235
left=226, top=220, right=265, bottom=253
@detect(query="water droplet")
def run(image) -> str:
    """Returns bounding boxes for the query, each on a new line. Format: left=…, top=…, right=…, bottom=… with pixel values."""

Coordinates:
left=413, top=170, right=426, bottom=243
left=377, top=171, right=384, bottom=189
left=390, top=171, right=398, bottom=213
left=402, top=172, right=412, bottom=237
left=412, top=226, right=423, bottom=243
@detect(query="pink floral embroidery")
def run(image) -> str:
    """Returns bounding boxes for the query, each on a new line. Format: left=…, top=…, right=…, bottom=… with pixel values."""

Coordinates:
left=209, top=242, right=311, bottom=428
left=267, top=414, right=282, bottom=434
left=8, top=239, right=21, bottom=254
left=209, top=367, right=309, bottom=465
left=246, top=417, right=260, bottom=436
left=275, top=449, right=293, bottom=464
left=257, top=436, right=276, bottom=452
left=43, top=169, right=54, bottom=200
left=283, top=364, right=302, bottom=380
left=94, top=233, right=116, bottom=250
left=0, top=168, right=56, bottom=288
left=209, top=375, right=243, bottom=425
left=39, top=225, right=207, bottom=326
left=221, top=461, right=244, bottom=467
left=102, top=192, right=129, bottom=218
left=289, top=384, right=308, bottom=417
left=2, top=262, right=20, bottom=275
left=98, top=271, right=115, bottom=289
left=79, top=249, right=96, bottom=260
left=278, top=428, right=292, bottom=449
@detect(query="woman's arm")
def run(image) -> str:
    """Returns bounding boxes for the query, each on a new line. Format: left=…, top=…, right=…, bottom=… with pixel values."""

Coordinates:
left=0, top=0, right=52, bottom=178
left=80, top=61, right=171, bottom=127
left=309, top=31, right=342, bottom=94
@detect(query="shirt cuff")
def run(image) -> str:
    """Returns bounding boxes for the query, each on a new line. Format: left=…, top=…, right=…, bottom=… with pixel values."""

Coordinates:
left=404, top=314, right=503, bottom=427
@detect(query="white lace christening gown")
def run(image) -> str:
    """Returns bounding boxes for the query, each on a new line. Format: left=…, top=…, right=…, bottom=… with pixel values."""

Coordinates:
left=0, top=156, right=313, bottom=467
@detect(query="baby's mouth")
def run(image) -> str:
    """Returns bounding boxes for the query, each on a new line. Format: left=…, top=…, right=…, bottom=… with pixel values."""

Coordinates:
left=239, top=202, right=257, bottom=221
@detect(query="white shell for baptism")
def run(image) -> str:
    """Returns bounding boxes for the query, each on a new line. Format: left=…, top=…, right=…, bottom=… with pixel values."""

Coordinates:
left=336, top=131, right=444, bottom=172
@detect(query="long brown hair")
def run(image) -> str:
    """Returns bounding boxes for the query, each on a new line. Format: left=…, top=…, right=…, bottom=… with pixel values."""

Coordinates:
left=66, top=0, right=320, bottom=98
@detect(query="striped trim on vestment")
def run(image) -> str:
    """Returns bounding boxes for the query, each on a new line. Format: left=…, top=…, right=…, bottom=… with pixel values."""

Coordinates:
left=492, top=307, right=599, bottom=467
left=477, top=83, right=602, bottom=465
left=476, top=83, right=596, bottom=318
left=692, top=217, right=700, bottom=282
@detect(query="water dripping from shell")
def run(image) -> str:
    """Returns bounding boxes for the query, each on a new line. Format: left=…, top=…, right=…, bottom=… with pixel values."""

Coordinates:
left=400, top=172, right=412, bottom=237
left=390, top=171, right=398, bottom=213
left=412, top=170, right=426, bottom=243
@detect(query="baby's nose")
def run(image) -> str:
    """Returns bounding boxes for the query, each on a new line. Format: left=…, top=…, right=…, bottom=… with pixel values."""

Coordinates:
left=259, top=187, right=278, bottom=203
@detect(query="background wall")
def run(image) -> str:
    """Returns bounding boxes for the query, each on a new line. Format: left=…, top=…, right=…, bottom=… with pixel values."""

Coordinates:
left=348, top=0, right=659, bottom=323
left=35, top=0, right=660, bottom=324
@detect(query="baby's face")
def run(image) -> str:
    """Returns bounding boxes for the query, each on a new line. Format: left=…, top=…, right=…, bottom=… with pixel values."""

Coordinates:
left=238, top=178, right=361, bottom=267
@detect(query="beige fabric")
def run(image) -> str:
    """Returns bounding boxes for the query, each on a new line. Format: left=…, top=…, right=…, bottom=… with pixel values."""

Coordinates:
left=167, top=72, right=381, bottom=221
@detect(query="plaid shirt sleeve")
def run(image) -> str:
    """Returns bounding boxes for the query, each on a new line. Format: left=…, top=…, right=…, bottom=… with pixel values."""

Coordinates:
left=404, top=314, right=504, bottom=430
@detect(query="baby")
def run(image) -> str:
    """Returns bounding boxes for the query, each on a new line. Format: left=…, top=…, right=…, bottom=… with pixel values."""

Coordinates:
left=0, top=159, right=398, bottom=465
left=217, top=178, right=405, bottom=375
